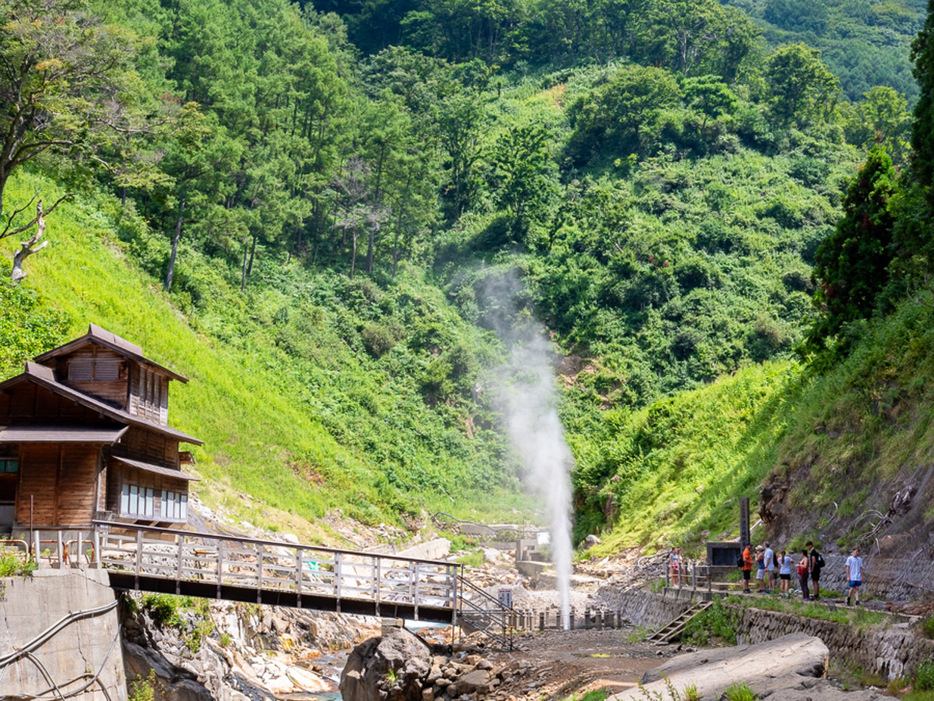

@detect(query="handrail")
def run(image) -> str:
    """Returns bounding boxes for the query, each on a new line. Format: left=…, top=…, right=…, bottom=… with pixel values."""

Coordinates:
left=92, top=521, right=452, bottom=567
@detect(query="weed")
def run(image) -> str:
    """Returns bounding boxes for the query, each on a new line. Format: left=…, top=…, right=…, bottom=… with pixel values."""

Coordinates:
left=0, top=552, right=36, bottom=577
left=636, top=676, right=699, bottom=700
left=456, top=551, right=484, bottom=568
left=723, top=681, right=759, bottom=701
left=128, top=670, right=158, bottom=701
left=922, top=614, right=934, bottom=640
left=220, top=632, right=232, bottom=647
left=682, top=598, right=738, bottom=646
left=916, top=660, right=934, bottom=691
left=626, top=626, right=650, bottom=642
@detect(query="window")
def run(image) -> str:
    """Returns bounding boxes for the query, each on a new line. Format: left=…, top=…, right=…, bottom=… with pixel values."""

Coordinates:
left=121, top=483, right=154, bottom=518
left=0, top=460, right=17, bottom=473
left=161, top=490, right=188, bottom=521
left=68, top=357, right=121, bottom=382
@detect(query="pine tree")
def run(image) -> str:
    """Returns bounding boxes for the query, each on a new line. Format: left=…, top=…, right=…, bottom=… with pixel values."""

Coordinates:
left=805, top=145, right=898, bottom=354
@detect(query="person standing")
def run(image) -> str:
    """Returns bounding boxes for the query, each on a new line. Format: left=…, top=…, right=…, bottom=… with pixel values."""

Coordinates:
left=807, top=540, right=824, bottom=600
left=669, top=547, right=681, bottom=586
left=763, top=542, right=775, bottom=594
left=797, top=549, right=811, bottom=600
left=778, top=549, right=793, bottom=596
left=742, top=543, right=753, bottom=593
left=755, top=545, right=766, bottom=592
left=846, top=547, right=864, bottom=606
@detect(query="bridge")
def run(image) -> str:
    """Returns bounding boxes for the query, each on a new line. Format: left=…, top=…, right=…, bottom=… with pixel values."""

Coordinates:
left=12, top=523, right=514, bottom=646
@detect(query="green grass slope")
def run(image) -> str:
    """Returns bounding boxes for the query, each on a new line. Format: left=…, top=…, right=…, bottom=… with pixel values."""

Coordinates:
left=576, top=296, right=934, bottom=558
left=0, top=170, right=524, bottom=540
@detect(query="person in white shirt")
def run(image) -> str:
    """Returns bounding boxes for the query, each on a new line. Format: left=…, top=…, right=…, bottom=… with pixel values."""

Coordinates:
left=845, top=547, right=864, bottom=606
left=763, top=542, right=775, bottom=594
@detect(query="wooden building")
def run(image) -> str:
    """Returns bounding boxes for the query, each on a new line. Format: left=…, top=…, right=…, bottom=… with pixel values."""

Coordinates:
left=0, top=325, right=201, bottom=531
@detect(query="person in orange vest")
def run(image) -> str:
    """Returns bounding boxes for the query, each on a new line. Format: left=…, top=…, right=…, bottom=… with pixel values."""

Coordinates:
left=741, top=543, right=753, bottom=593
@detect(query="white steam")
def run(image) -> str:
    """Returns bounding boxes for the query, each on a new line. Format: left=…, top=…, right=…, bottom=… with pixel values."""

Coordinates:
left=482, top=271, right=574, bottom=630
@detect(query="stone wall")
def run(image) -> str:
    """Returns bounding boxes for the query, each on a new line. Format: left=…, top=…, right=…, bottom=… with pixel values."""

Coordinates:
left=595, top=585, right=934, bottom=682
left=0, top=569, right=125, bottom=701
left=734, top=606, right=933, bottom=681
left=816, top=554, right=934, bottom=602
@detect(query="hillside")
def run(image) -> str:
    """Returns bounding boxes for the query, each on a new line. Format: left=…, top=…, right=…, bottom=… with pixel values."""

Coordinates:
left=0, top=170, right=525, bottom=540
left=3, top=0, right=934, bottom=565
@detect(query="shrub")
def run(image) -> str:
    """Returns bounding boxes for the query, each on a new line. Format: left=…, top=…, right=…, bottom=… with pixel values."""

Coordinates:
left=0, top=552, right=36, bottom=577
left=681, top=598, right=738, bottom=645
left=916, top=660, right=934, bottom=691
left=922, top=614, right=934, bottom=640
left=362, top=323, right=396, bottom=358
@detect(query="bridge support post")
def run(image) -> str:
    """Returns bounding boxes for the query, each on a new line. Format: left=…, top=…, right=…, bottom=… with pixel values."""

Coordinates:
left=295, top=548, right=303, bottom=610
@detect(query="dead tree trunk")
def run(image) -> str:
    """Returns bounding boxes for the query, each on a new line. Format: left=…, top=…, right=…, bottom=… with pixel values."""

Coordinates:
left=164, top=195, right=186, bottom=293
left=11, top=200, right=49, bottom=283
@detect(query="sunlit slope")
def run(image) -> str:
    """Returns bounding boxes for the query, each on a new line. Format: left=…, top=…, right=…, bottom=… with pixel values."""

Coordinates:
left=575, top=361, right=805, bottom=553
left=0, top=172, right=520, bottom=535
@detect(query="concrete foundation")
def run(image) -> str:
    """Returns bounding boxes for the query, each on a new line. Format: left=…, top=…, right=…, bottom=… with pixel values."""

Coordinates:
left=0, top=569, right=125, bottom=700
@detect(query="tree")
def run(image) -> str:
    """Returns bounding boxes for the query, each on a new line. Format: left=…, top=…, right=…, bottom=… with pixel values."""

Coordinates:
left=911, top=0, right=934, bottom=214
left=805, top=145, right=898, bottom=353
left=764, top=43, right=840, bottom=127
left=843, top=87, right=911, bottom=163
left=0, top=0, right=141, bottom=250
left=488, top=122, right=558, bottom=236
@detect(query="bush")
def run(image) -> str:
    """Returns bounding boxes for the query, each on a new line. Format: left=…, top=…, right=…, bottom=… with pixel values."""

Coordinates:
left=681, top=598, right=738, bottom=645
left=0, top=551, right=36, bottom=577
left=923, top=615, right=934, bottom=640
left=362, top=323, right=396, bottom=358
left=916, top=660, right=934, bottom=691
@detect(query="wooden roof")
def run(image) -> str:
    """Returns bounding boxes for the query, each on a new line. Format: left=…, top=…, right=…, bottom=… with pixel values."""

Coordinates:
left=0, top=362, right=203, bottom=445
left=0, top=425, right=129, bottom=443
left=112, top=456, right=199, bottom=481
left=34, top=324, right=188, bottom=383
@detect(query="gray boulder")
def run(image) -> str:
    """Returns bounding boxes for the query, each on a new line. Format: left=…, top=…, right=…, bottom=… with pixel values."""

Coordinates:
left=340, top=626, right=432, bottom=701
left=612, top=633, right=883, bottom=700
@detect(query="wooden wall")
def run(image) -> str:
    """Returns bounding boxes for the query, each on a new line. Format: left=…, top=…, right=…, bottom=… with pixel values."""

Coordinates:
left=0, top=383, right=105, bottom=424
left=111, top=427, right=179, bottom=469
left=15, top=444, right=99, bottom=527
left=60, top=348, right=128, bottom=409
left=129, top=367, right=170, bottom=426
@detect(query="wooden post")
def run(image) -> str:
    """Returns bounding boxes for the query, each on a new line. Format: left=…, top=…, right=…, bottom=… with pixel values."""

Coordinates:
left=135, top=529, right=143, bottom=590
left=666, top=565, right=670, bottom=590
left=217, top=540, right=224, bottom=599
left=295, top=547, right=303, bottom=609
left=414, top=562, right=420, bottom=621
left=374, top=557, right=381, bottom=618
left=335, top=553, right=342, bottom=613
left=256, top=543, right=264, bottom=604
left=176, top=534, right=183, bottom=595
left=539, top=611, right=545, bottom=631
left=692, top=563, right=697, bottom=594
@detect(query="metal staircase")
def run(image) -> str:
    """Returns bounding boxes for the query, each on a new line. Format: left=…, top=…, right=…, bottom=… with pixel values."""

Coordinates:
left=457, top=575, right=517, bottom=650
left=646, top=601, right=711, bottom=644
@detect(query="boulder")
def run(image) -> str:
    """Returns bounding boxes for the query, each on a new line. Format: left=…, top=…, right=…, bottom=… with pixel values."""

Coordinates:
left=583, top=535, right=602, bottom=549
left=449, top=669, right=491, bottom=697
left=611, top=633, right=883, bottom=700
left=340, top=626, right=432, bottom=701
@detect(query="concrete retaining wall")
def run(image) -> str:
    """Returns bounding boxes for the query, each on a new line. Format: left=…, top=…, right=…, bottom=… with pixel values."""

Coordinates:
left=0, top=569, right=125, bottom=700
left=596, top=585, right=933, bottom=682
left=734, top=607, right=933, bottom=681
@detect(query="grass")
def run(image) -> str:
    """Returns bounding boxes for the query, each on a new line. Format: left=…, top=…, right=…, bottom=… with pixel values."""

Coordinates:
left=722, top=594, right=889, bottom=627
left=579, top=361, right=806, bottom=554
left=0, top=170, right=531, bottom=539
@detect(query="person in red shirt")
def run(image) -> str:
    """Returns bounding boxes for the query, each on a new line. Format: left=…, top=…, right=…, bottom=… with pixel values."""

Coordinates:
left=741, top=543, right=753, bottom=593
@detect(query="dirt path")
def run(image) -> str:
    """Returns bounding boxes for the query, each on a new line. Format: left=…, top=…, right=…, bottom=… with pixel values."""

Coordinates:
left=484, top=628, right=677, bottom=700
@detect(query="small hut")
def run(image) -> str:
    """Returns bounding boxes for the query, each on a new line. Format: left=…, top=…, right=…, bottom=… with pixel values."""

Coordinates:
left=0, top=324, right=201, bottom=531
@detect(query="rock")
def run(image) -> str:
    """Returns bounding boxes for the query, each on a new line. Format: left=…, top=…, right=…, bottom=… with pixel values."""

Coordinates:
left=340, top=626, right=432, bottom=701
left=476, top=659, right=493, bottom=671
left=611, top=634, right=883, bottom=700
left=583, top=535, right=602, bottom=549
left=450, top=670, right=491, bottom=697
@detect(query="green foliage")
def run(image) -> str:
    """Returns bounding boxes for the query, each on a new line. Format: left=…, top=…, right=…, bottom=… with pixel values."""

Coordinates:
left=922, top=614, right=934, bottom=639
left=681, top=598, right=738, bottom=645
left=916, top=660, right=934, bottom=691
left=0, top=551, right=36, bottom=577
left=724, top=682, right=759, bottom=701
left=764, top=43, right=840, bottom=126
left=128, top=670, right=157, bottom=701
left=805, top=145, right=898, bottom=357
left=142, top=594, right=189, bottom=627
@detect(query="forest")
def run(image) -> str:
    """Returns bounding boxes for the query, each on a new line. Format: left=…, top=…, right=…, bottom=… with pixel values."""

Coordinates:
left=2, top=0, right=934, bottom=544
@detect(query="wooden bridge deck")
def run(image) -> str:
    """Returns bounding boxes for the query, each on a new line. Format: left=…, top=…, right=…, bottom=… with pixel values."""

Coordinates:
left=37, top=523, right=463, bottom=624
